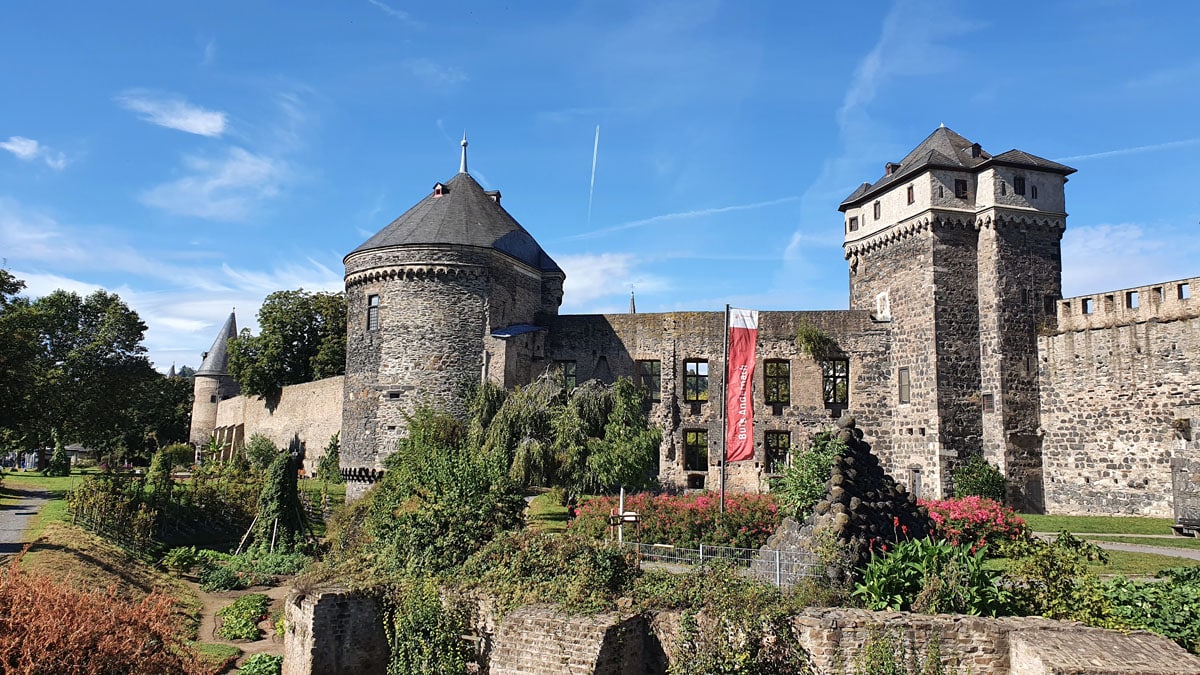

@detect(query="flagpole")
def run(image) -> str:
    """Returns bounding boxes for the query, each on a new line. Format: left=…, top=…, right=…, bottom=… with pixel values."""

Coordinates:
left=720, top=304, right=729, bottom=516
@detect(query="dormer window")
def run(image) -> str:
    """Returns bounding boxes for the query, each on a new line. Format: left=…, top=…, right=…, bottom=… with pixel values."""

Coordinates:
left=433, top=183, right=447, bottom=197
left=970, top=143, right=982, bottom=158
left=885, top=162, right=899, bottom=176
left=485, top=190, right=501, bottom=204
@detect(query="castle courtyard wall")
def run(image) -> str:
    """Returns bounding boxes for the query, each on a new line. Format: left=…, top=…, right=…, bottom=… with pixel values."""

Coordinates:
left=1040, top=277, right=1200, bottom=516
left=213, top=375, right=343, bottom=475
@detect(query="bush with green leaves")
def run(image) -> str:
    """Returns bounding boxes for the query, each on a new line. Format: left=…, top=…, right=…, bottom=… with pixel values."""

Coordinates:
left=771, top=430, right=846, bottom=520
left=238, top=653, right=283, bottom=675
left=952, top=455, right=1007, bottom=502
left=852, top=537, right=1012, bottom=616
left=1103, top=566, right=1200, bottom=653
left=216, top=593, right=270, bottom=641
left=244, top=434, right=280, bottom=471
left=160, top=546, right=199, bottom=575
left=44, top=436, right=71, bottom=477
left=1000, top=531, right=1117, bottom=626
left=159, top=442, right=194, bottom=469
left=315, top=432, right=342, bottom=483
left=380, top=575, right=473, bottom=675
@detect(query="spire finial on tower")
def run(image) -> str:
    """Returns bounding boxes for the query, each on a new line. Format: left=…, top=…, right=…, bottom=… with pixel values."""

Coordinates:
left=459, top=132, right=468, bottom=174
left=629, top=288, right=636, bottom=314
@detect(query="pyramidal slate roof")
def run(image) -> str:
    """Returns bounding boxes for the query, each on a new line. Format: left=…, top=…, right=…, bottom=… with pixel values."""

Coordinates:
left=840, top=126, right=1075, bottom=209
left=348, top=171, right=563, bottom=275
left=196, top=311, right=237, bottom=376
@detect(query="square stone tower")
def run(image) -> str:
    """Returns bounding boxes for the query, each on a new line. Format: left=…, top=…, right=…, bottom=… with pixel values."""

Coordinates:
left=840, top=127, right=1074, bottom=508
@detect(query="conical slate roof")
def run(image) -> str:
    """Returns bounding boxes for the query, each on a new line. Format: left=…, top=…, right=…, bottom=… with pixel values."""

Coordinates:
left=196, top=311, right=237, bottom=376
left=840, top=126, right=1075, bottom=209
left=348, top=172, right=563, bottom=275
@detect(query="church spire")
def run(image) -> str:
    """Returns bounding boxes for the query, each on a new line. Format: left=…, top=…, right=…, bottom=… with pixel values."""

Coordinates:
left=459, top=132, right=468, bottom=174
left=629, top=289, right=636, bottom=314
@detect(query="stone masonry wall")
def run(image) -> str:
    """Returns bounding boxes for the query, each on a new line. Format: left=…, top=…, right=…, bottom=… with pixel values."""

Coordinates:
left=488, top=605, right=645, bottom=675
left=283, top=588, right=387, bottom=675
left=546, top=310, right=889, bottom=493
left=1040, top=310, right=1200, bottom=516
left=212, top=375, right=343, bottom=475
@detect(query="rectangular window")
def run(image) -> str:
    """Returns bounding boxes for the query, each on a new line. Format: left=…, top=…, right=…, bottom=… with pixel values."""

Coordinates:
left=1014, top=176, right=1026, bottom=195
left=636, top=359, right=661, bottom=402
left=848, top=216, right=859, bottom=232
left=873, top=201, right=881, bottom=220
left=1044, top=294, right=1057, bottom=315
left=1181, top=282, right=1191, bottom=300
left=982, top=393, right=995, bottom=413
left=937, top=184, right=945, bottom=199
left=906, top=185, right=914, bottom=204
left=1154, top=287, right=1164, bottom=303
left=898, top=367, right=911, bottom=404
left=765, top=431, right=790, bottom=474
left=366, top=294, right=380, bottom=331
left=954, top=179, right=968, bottom=199
left=1031, top=184, right=1039, bottom=199
left=556, top=360, right=576, bottom=389
left=822, top=359, right=850, bottom=405
left=1082, top=298, right=1094, bottom=314
left=684, top=429, right=708, bottom=471
left=763, top=359, right=790, bottom=406
left=1000, top=181, right=1006, bottom=196
left=1127, top=291, right=1139, bottom=309
left=684, top=359, right=709, bottom=402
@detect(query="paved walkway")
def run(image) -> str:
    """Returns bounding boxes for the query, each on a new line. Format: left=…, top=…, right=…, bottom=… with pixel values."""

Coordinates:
left=1033, top=532, right=1200, bottom=561
left=0, top=487, right=50, bottom=558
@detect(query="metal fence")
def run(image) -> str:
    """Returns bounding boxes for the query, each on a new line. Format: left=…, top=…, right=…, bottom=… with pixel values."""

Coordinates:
left=621, top=541, right=822, bottom=588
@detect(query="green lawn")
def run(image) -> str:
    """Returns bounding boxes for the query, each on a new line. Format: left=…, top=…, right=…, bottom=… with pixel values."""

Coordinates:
left=1020, top=513, right=1175, bottom=536
left=526, top=493, right=570, bottom=534
left=1090, top=549, right=1200, bottom=576
left=1, top=469, right=92, bottom=537
left=1084, top=535, right=1200, bottom=551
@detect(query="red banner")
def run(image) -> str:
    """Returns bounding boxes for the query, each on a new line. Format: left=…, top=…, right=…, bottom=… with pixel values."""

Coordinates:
left=725, top=308, right=758, bottom=463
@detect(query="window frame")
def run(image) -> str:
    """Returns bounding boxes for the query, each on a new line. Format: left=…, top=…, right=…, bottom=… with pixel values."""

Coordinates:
left=763, top=359, right=790, bottom=406
left=1013, top=176, right=1026, bottom=196
left=822, top=358, right=850, bottom=405
left=764, top=431, right=790, bottom=474
left=906, top=185, right=914, bottom=205
left=366, top=294, right=380, bottom=331
left=555, top=360, right=577, bottom=389
left=848, top=216, right=859, bottom=232
left=953, top=179, right=968, bottom=199
left=684, top=429, right=708, bottom=472
left=898, top=367, right=911, bottom=404
left=683, top=359, right=709, bottom=403
left=636, top=359, right=662, bottom=403
left=873, top=200, right=881, bottom=220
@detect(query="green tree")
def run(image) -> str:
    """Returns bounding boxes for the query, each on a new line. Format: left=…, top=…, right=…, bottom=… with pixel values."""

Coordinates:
left=227, top=289, right=346, bottom=397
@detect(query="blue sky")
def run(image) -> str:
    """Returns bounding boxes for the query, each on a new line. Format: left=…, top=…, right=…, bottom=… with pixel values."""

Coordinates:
left=3, top=0, right=1199, bottom=372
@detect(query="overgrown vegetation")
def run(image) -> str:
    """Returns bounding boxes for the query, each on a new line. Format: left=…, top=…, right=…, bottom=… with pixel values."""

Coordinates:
left=795, top=319, right=838, bottom=360
left=951, top=455, right=1006, bottom=502
left=771, top=430, right=846, bottom=520
left=237, top=653, right=283, bottom=675
left=568, top=492, right=781, bottom=549
left=316, top=432, right=343, bottom=483
left=0, top=558, right=203, bottom=674
left=216, top=593, right=271, bottom=641
left=853, top=538, right=1011, bottom=616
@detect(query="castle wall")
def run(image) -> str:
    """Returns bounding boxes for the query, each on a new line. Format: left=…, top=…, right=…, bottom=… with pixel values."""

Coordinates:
left=546, top=310, right=889, bottom=493
left=1040, top=278, right=1200, bottom=516
left=212, top=376, right=343, bottom=474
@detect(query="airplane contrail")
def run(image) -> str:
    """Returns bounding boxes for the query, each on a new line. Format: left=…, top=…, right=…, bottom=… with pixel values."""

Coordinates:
left=587, top=125, right=600, bottom=225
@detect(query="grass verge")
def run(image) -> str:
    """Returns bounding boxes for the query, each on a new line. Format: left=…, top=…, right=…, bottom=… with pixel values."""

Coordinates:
left=527, top=493, right=569, bottom=534
left=1021, top=513, right=1175, bottom=536
left=191, top=641, right=241, bottom=673
left=1083, top=535, right=1200, bottom=551
left=1090, top=549, right=1200, bottom=576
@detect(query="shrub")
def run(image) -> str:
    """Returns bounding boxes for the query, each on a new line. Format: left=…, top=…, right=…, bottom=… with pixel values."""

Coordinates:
left=161, top=546, right=199, bottom=575
left=952, top=455, right=1007, bottom=502
left=0, top=559, right=203, bottom=673
left=852, top=538, right=1012, bottom=616
left=457, top=530, right=638, bottom=614
left=44, top=438, right=71, bottom=477
left=160, top=442, right=195, bottom=469
left=1001, top=531, right=1116, bottom=626
left=568, top=492, right=781, bottom=549
left=771, top=431, right=845, bottom=521
left=238, top=653, right=283, bottom=675
left=216, top=593, right=270, bottom=641
left=315, top=432, right=342, bottom=484
left=381, top=576, right=473, bottom=674
left=244, top=434, right=280, bottom=471
left=921, top=496, right=1029, bottom=553
left=1104, top=567, right=1200, bottom=653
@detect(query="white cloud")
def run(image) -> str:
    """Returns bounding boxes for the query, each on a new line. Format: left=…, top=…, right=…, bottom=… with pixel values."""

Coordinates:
left=558, top=252, right=668, bottom=310
left=0, top=136, right=68, bottom=170
left=1055, top=138, right=1200, bottom=163
left=116, top=89, right=228, bottom=137
left=201, top=38, right=217, bottom=66
left=140, top=147, right=288, bottom=221
left=366, top=0, right=419, bottom=24
left=571, top=196, right=801, bottom=240
left=1061, top=223, right=1200, bottom=296
left=404, top=58, right=467, bottom=87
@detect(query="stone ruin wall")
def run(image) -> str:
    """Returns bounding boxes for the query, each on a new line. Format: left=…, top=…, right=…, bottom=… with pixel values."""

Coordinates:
left=212, top=375, right=343, bottom=475
left=546, top=309, right=890, bottom=494
left=1040, top=276, right=1200, bottom=516
left=283, top=590, right=1200, bottom=675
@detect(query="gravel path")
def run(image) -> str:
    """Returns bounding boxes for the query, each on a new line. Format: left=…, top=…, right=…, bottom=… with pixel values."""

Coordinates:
left=0, top=487, right=50, bottom=558
left=1033, top=532, right=1200, bottom=561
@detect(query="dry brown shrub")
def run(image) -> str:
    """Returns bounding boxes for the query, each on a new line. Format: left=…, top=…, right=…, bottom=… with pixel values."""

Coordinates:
left=0, top=556, right=205, bottom=675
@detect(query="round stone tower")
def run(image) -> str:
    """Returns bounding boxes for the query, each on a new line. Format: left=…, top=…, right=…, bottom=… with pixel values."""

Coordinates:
left=189, top=311, right=241, bottom=445
left=341, top=138, right=564, bottom=498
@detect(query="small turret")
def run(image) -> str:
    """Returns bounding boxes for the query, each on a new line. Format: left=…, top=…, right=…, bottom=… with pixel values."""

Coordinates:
left=189, top=312, right=241, bottom=445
